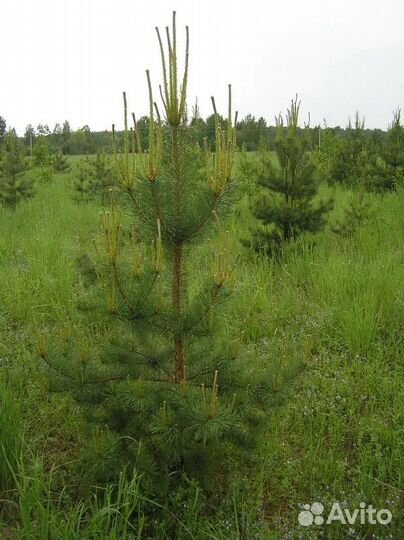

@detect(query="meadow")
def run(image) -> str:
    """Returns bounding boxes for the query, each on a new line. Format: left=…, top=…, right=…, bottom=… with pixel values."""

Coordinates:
left=1, top=153, right=404, bottom=539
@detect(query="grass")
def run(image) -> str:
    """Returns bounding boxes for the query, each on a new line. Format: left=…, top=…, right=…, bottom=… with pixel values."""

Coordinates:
left=1, top=158, right=404, bottom=538
left=0, top=379, right=22, bottom=494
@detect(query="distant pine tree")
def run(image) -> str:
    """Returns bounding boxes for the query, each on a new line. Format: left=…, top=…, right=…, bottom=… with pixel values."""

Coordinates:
left=72, top=158, right=91, bottom=202
left=332, top=189, right=373, bottom=237
left=321, top=112, right=368, bottom=186
left=361, top=109, right=404, bottom=192
left=88, top=152, right=116, bottom=202
left=383, top=108, right=404, bottom=175
left=248, top=97, right=332, bottom=254
left=33, top=136, right=53, bottom=183
left=72, top=153, right=115, bottom=203
left=53, top=149, right=71, bottom=173
left=237, top=143, right=261, bottom=198
left=0, top=131, right=34, bottom=209
left=361, top=153, right=396, bottom=192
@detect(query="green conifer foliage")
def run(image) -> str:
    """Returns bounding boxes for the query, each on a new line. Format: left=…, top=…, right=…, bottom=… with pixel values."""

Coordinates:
left=32, top=136, right=53, bottom=183
left=53, top=149, right=71, bottom=173
left=320, top=112, right=368, bottom=186
left=361, top=109, right=404, bottom=192
left=73, top=153, right=116, bottom=202
left=0, top=131, right=34, bottom=209
left=361, top=153, right=396, bottom=192
left=40, top=13, right=292, bottom=493
left=88, top=152, right=116, bottom=202
left=249, top=97, right=332, bottom=253
left=237, top=143, right=261, bottom=198
left=383, top=108, right=404, bottom=175
left=72, top=158, right=91, bottom=202
left=332, top=189, right=373, bottom=237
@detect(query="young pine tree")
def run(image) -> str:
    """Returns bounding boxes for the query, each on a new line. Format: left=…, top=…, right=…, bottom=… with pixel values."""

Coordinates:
left=323, top=112, right=368, bottom=186
left=332, top=189, right=373, bottom=237
left=248, top=97, right=332, bottom=254
left=32, top=136, right=53, bottom=183
left=53, top=148, right=71, bottom=173
left=73, top=153, right=115, bottom=203
left=379, top=108, right=404, bottom=188
left=72, top=158, right=91, bottom=202
left=360, top=110, right=404, bottom=193
left=237, top=143, right=261, bottom=198
left=0, top=131, right=34, bottom=209
left=88, top=152, right=116, bottom=202
left=40, top=13, right=289, bottom=494
left=383, top=109, right=404, bottom=173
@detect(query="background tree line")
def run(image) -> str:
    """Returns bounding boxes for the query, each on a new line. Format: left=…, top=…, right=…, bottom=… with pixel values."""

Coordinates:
left=0, top=112, right=390, bottom=156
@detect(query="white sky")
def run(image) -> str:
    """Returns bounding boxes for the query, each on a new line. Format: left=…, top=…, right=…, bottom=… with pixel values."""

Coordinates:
left=1, top=0, right=403, bottom=134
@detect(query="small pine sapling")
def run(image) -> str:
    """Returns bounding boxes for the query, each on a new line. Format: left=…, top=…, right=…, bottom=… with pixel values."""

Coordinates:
left=39, top=13, right=295, bottom=495
left=319, top=112, right=368, bottom=187
left=248, top=97, right=332, bottom=254
left=0, top=131, right=34, bottom=209
left=359, top=110, right=404, bottom=193
left=376, top=108, right=404, bottom=190
left=237, top=143, right=261, bottom=198
left=87, top=152, right=116, bottom=202
left=72, top=158, right=91, bottom=202
left=73, top=153, right=116, bottom=203
left=332, top=189, right=373, bottom=237
left=383, top=108, right=404, bottom=175
left=53, top=149, right=71, bottom=173
left=32, top=136, right=53, bottom=183
left=361, top=153, right=396, bottom=193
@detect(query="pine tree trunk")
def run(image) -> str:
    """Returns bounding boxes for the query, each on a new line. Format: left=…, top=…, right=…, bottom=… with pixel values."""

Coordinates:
left=173, top=243, right=185, bottom=382
left=172, top=126, right=185, bottom=383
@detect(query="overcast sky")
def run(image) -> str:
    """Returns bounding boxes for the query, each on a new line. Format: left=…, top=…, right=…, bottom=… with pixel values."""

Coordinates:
left=1, top=0, right=403, bottom=134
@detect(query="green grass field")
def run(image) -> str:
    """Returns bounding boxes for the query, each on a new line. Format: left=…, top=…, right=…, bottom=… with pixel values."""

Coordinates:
left=1, top=158, right=404, bottom=538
